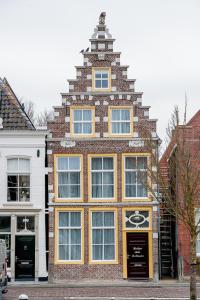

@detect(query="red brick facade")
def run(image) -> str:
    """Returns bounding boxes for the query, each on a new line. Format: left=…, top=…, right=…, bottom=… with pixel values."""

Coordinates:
left=47, top=13, right=159, bottom=282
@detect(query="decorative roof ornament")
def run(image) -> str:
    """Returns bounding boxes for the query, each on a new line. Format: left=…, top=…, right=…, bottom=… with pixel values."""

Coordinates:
left=99, top=12, right=106, bottom=25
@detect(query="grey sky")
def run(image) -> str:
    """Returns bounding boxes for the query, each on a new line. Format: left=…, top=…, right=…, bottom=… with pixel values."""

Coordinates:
left=0, top=0, right=200, bottom=140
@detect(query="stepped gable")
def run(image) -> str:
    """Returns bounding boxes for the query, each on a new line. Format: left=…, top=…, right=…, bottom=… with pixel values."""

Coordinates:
left=48, top=12, right=157, bottom=140
left=0, top=78, right=35, bottom=130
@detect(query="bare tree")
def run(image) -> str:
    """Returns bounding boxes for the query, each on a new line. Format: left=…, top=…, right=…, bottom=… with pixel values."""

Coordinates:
left=35, top=108, right=54, bottom=126
left=19, top=99, right=35, bottom=124
left=141, top=106, right=200, bottom=300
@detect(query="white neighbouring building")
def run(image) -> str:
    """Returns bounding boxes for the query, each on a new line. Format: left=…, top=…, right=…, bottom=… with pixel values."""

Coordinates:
left=0, top=78, right=48, bottom=281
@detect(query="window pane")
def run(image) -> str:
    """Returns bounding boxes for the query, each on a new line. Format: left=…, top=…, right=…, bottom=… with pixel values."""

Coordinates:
left=0, top=216, right=11, bottom=232
left=59, top=229, right=69, bottom=244
left=8, top=188, right=18, bottom=201
left=103, top=185, right=114, bottom=198
left=126, top=185, right=136, bottom=197
left=59, top=212, right=69, bottom=227
left=19, top=175, right=30, bottom=187
left=95, top=80, right=101, bottom=88
left=69, top=157, right=80, bottom=170
left=70, top=212, right=81, bottom=227
left=121, top=110, right=130, bottom=120
left=58, top=173, right=70, bottom=185
left=17, top=216, right=34, bottom=232
left=104, top=212, right=114, bottom=226
left=92, top=158, right=102, bottom=170
left=137, top=157, right=147, bottom=169
left=83, top=110, right=92, bottom=121
left=103, top=172, right=113, bottom=184
left=126, top=171, right=136, bottom=184
left=74, top=110, right=82, bottom=121
left=95, top=73, right=101, bottom=79
left=59, top=245, right=69, bottom=260
left=0, top=234, right=11, bottom=267
left=8, top=175, right=18, bottom=187
left=71, top=229, right=81, bottom=244
left=92, top=212, right=103, bottom=227
left=104, top=245, right=115, bottom=260
left=7, top=159, right=18, bottom=172
left=69, top=185, right=80, bottom=198
left=92, top=185, right=102, bottom=198
left=92, top=229, right=103, bottom=244
left=137, top=185, right=147, bottom=197
left=58, top=186, right=69, bottom=198
left=112, top=110, right=120, bottom=121
left=83, top=123, right=92, bottom=134
left=102, top=80, right=108, bottom=88
left=58, top=157, right=68, bottom=170
left=19, top=159, right=30, bottom=172
left=93, top=245, right=103, bottom=260
left=71, top=245, right=81, bottom=260
left=103, top=158, right=113, bottom=170
left=92, top=173, right=102, bottom=185
left=121, top=123, right=130, bottom=134
left=126, top=157, right=136, bottom=169
left=19, top=188, right=30, bottom=202
left=112, top=123, right=120, bottom=134
left=104, top=229, right=114, bottom=243
left=74, top=123, right=82, bottom=134
left=102, top=73, right=108, bottom=78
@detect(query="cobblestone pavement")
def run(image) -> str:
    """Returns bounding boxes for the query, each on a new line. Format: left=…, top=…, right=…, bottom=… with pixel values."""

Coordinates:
left=2, top=286, right=200, bottom=300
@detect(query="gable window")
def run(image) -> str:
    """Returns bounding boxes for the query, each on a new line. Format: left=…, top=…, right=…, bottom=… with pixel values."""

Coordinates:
left=7, top=158, right=30, bottom=202
left=57, top=156, right=82, bottom=199
left=108, top=107, right=133, bottom=136
left=90, top=156, right=115, bottom=199
left=58, top=211, right=82, bottom=261
left=91, top=211, right=116, bottom=261
left=124, top=156, right=148, bottom=198
left=93, top=68, right=110, bottom=90
left=71, top=107, right=95, bottom=136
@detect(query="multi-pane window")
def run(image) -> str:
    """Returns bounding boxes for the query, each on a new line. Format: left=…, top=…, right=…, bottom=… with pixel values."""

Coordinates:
left=17, top=216, right=35, bottom=233
left=72, top=109, right=93, bottom=135
left=7, top=158, right=30, bottom=202
left=91, top=157, right=114, bottom=199
left=58, top=211, right=82, bottom=261
left=57, top=156, right=81, bottom=199
left=0, top=216, right=11, bottom=267
left=111, top=109, right=131, bottom=134
left=94, top=70, right=109, bottom=89
left=125, top=156, right=148, bottom=198
left=91, top=211, right=115, bottom=261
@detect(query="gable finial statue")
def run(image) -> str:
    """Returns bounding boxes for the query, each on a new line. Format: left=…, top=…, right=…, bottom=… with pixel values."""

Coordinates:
left=99, top=12, right=106, bottom=25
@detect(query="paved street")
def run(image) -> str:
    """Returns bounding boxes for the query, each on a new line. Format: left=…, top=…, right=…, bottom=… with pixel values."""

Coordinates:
left=2, top=285, right=200, bottom=300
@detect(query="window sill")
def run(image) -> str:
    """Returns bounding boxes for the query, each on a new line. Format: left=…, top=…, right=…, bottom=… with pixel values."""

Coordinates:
left=3, top=202, right=33, bottom=207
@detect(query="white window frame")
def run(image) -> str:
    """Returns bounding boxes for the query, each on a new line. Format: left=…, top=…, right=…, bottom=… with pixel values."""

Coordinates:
left=91, top=156, right=115, bottom=200
left=58, top=211, right=82, bottom=262
left=124, top=156, right=148, bottom=199
left=90, top=211, right=116, bottom=262
left=7, top=157, right=31, bottom=202
left=111, top=109, right=131, bottom=135
left=56, top=156, right=82, bottom=200
left=71, top=108, right=94, bottom=136
left=93, top=68, right=110, bottom=90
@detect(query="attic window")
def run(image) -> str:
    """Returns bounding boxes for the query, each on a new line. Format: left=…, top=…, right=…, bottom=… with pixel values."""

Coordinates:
left=93, top=68, right=111, bottom=90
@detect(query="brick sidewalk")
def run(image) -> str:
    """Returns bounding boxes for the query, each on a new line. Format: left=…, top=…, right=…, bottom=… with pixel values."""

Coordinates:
left=2, top=286, right=200, bottom=299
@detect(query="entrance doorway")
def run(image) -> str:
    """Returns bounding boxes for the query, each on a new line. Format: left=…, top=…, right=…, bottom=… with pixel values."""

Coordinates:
left=15, top=236, right=35, bottom=280
left=127, top=232, right=149, bottom=278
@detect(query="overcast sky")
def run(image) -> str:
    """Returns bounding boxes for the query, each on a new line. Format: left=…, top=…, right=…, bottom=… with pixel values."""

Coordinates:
left=0, top=0, right=200, bottom=140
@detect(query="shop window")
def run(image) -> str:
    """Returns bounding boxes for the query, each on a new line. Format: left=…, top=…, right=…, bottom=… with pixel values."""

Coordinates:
left=91, top=157, right=114, bottom=199
left=58, top=211, right=82, bottom=261
left=57, top=156, right=81, bottom=199
left=124, top=156, right=148, bottom=198
left=0, top=216, right=11, bottom=267
left=125, top=210, right=149, bottom=229
left=7, top=158, right=30, bottom=202
left=91, top=211, right=115, bottom=261
left=16, top=216, right=35, bottom=233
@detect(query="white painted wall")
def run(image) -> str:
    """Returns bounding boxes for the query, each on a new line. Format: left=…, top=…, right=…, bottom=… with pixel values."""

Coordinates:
left=0, top=130, right=48, bottom=279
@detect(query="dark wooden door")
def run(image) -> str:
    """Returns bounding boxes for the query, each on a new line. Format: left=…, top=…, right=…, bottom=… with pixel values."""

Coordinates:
left=127, top=232, right=149, bottom=278
left=15, top=236, right=35, bottom=280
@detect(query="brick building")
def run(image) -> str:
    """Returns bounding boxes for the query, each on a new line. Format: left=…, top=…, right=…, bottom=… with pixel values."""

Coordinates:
left=47, top=13, right=159, bottom=282
left=160, top=110, right=200, bottom=278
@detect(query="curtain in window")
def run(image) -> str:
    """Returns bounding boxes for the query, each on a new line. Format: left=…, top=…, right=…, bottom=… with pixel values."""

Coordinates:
left=74, top=110, right=82, bottom=121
